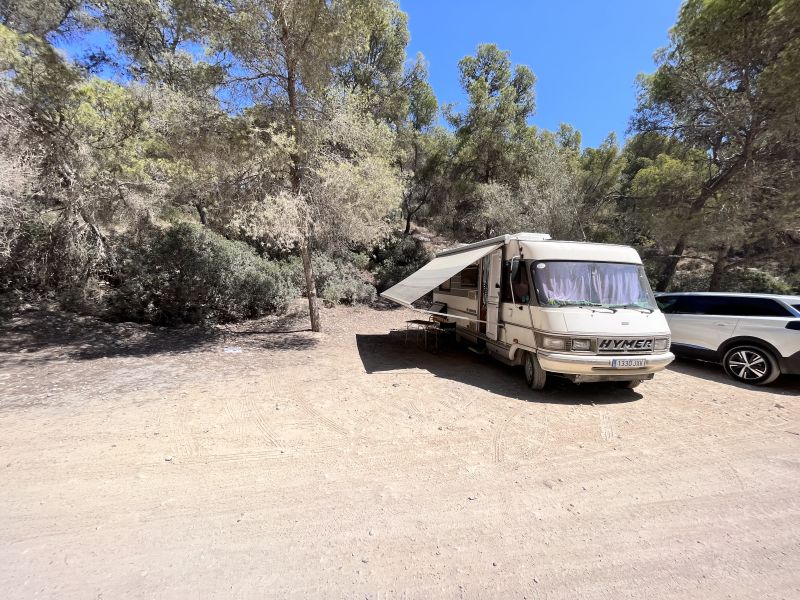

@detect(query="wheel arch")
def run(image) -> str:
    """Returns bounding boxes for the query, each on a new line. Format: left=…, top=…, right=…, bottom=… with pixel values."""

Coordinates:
left=718, top=336, right=781, bottom=361
left=509, top=344, right=534, bottom=365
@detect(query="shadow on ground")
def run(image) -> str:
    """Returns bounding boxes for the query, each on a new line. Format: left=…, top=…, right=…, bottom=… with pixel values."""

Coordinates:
left=369, top=298, right=406, bottom=312
left=356, top=331, right=643, bottom=405
left=0, top=309, right=317, bottom=364
left=668, top=356, right=800, bottom=397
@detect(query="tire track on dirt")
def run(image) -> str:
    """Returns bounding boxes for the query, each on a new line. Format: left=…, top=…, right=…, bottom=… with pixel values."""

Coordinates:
left=493, top=404, right=525, bottom=464
left=223, top=391, right=248, bottom=447
left=294, top=397, right=351, bottom=438
left=517, top=406, right=550, bottom=462
left=169, top=396, right=200, bottom=458
left=600, top=412, right=615, bottom=442
left=242, top=381, right=285, bottom=449
left=177, top=445, right=338, bottom=466
left=398, top=396, right=424, bottom=420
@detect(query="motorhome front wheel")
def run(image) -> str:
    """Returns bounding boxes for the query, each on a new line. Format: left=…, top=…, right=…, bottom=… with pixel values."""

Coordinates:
left=524, top=352, right=547, bottom=390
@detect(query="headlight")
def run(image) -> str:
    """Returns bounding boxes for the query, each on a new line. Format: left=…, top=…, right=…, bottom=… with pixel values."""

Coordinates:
left=654, top=337, right=670, bottom=351
left=541, top=336, right=567, bottom=350
left=571, top=338, right=591, bottom=351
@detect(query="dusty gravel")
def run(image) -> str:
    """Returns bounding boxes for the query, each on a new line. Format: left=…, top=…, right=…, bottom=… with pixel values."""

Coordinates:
left=1, top=303, right=799, bottom=599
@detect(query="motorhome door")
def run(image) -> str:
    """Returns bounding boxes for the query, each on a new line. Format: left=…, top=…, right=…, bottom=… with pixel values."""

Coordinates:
left=486, top=249, right=502, bottom=340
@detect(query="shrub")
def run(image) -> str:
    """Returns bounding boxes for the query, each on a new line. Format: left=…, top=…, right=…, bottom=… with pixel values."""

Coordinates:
left=311, top=252, right=376, bottom=305
left=111, top=223, right=300, bottom=324
left=0, top=217, right=106, bottom=301
left=370, top=232, right=432, bottom=292
left=722, top=267, right=793, bottom=294
left=787, top=271, right=800, bottom=295
left=666, top=268, right=712, bottom=292
left=667, top=266, right=792, bottom=294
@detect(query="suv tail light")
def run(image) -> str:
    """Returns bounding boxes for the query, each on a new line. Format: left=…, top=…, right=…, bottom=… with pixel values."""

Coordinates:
left=786, top=321, right=800, bottom=331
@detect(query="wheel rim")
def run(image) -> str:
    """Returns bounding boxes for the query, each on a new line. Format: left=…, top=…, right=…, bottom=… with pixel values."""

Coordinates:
left=525, top=355, right=533, bottom=381
left=727, top=350, right=768, bottom=381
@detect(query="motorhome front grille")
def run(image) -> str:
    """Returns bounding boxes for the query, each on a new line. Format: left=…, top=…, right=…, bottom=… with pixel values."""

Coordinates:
left=596, top=338, right=655, bottom=354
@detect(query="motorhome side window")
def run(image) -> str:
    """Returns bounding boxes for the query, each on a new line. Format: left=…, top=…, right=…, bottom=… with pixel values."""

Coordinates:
left=438, top=278, right=451, bottom=291
left=502, top=260, right=532, bottom=303
left=460, top=264, right=479, bottom=288
left=501, top=261, right=513, bottom=301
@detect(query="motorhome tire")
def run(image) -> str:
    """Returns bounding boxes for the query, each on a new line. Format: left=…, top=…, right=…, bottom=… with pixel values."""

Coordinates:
left=524, top=352, right=547, bottom=390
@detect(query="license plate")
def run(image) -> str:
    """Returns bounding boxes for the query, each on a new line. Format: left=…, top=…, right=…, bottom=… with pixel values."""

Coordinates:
left=611, top=359, right=647, bottom=368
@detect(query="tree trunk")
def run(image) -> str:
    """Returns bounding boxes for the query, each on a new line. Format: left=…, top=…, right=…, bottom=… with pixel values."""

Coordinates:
left=404, top=211, right=412, bottom=235
left=195, top=199, right=208, bottom=226
left=656, top=232, right=688, bottom=291
left=708, top=243, right=730, bottom=291
left=300, top=238, right=321, bottom=332
left=285, top=51, right=321, bottom=332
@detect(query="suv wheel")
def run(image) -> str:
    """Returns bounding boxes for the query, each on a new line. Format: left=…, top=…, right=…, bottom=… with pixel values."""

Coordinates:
left=524, top=352, right=547, bottom=390
left=723, top=345, right=780, bottom=386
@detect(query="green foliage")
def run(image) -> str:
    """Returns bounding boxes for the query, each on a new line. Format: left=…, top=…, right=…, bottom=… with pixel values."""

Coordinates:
left=398, top=125, right=451, bottom=233
left=666, top=269, right=714, bottom=293
left=0, top=216, right=103, bottom=297
left=668, top=266, right=792, bottom=294
left=447, top=44, right=537, bottom=188
left=98, top=0, right=227, bottom=93
left=370, top=232, right=432, bottom=292
left=632, top=0, right=800, bottom=289
left=2, top=0, right=799, bottom=328
left=336, top=0, right=429, bottom=126
left=0, top=0, right=88, bottom=38
left=722, top=268, right=793, bottom=295
left=310, top=253, right=376, bottom=305
left=406, top=54, right=437, bottom=131
left=112, top=223, right=300, bottom=324
left=628, top=151, right=707, bottom=247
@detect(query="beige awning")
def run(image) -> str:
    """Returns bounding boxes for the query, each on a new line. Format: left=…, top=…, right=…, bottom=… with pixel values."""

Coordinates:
left=380, top=243, right=502, bottom=307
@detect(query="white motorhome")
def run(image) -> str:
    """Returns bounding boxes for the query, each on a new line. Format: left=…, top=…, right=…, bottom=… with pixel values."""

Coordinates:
left=381, top=233, right=674, bottom=389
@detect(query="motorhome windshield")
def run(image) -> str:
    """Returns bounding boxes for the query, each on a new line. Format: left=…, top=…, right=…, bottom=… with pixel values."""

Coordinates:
left=531, top=261, right=657, bottom=310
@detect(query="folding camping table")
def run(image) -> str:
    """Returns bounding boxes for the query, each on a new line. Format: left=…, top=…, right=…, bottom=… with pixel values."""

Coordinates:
left=405, top=303, right=453, bottom=354
left=405, top=319, right=439, bottom=352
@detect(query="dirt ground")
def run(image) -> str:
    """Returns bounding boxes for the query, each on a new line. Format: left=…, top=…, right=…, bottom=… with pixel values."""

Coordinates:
left=1, top=303, right=799, bottom=599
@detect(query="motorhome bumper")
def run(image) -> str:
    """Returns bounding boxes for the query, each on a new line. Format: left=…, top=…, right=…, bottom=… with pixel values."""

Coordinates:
left=537, top=351, right=675, bottom=375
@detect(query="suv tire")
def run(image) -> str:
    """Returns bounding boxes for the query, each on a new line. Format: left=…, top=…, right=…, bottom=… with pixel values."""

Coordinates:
left=524, top=352, right=547, bottom=390
left=722, top=345, right=780, bottom=386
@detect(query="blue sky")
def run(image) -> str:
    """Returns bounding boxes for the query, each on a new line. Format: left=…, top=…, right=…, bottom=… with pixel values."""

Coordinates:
left=400, top=0, right=683, bottom=148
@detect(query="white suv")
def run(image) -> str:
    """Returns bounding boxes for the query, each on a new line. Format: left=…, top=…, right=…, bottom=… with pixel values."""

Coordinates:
left=656, top=292, right=800, bottom=385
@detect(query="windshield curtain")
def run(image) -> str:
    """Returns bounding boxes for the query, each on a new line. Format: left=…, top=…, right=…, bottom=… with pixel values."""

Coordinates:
left=532, top=261, right=656, bottom=309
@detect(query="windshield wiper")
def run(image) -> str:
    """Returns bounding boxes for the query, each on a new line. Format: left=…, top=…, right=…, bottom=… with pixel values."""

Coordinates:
left=611, top=303, right=654, bottom=314
left=557, top=302, right=617, bottom=313
left=579, top=305, right=617, bottom=313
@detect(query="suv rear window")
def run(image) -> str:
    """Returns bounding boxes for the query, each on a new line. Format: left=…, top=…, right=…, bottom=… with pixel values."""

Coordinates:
left=658, top=295, right=792, bottom=317
left=725, top=297, right=793, bottom=317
